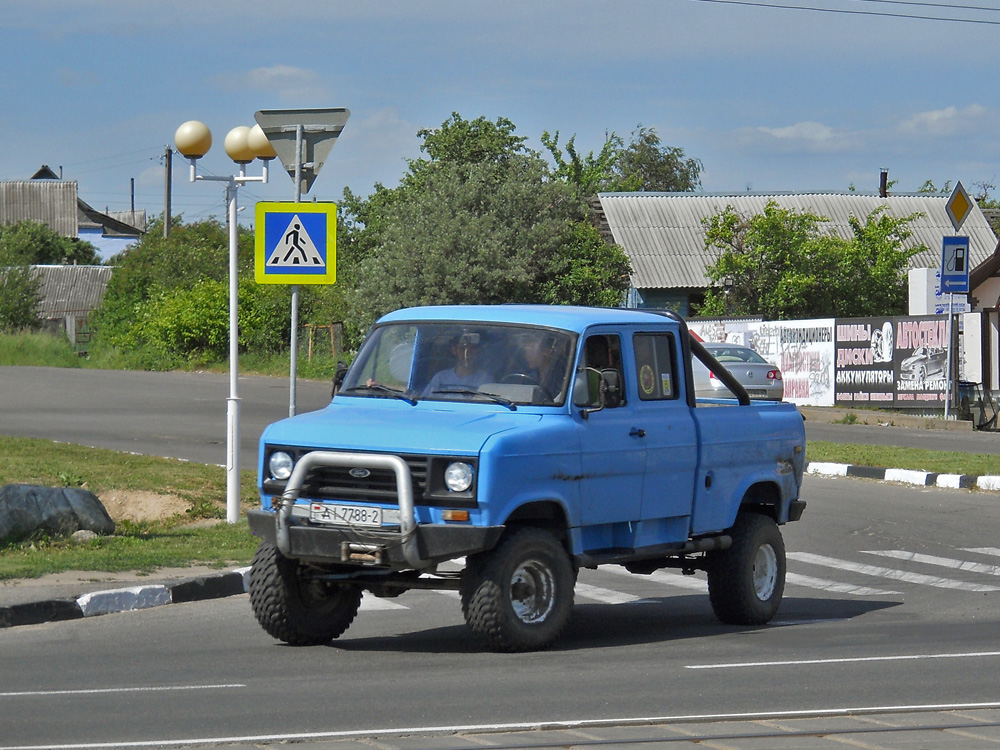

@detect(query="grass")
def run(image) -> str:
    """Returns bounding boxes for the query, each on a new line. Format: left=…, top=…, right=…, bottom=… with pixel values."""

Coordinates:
left=806, top=440, right=999, bottom=477
left=0, top=436, right=260, bottom=581
left=0, top=331, right=346, bottom=381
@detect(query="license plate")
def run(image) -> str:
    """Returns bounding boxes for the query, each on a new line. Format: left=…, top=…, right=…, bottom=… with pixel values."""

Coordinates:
left=309, top=503, right=382, bottom=527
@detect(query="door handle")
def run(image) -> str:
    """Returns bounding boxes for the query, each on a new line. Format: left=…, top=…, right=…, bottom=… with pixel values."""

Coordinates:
left=629, top=427, right=646, bottom=438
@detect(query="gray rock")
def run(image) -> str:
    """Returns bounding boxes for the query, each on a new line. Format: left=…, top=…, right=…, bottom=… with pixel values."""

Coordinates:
left=0, top=484, right=116, bottom=544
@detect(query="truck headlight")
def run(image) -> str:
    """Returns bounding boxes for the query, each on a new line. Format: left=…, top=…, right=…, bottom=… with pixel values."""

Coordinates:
left=444, top=461, right=474, bottom=492
left=269, top=451, right=294, bottom=480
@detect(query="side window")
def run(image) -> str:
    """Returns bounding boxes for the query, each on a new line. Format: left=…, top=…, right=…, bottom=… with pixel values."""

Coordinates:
left=633, top=333, right=678, bottom=401
left=576, top=334, right=625, bottom=408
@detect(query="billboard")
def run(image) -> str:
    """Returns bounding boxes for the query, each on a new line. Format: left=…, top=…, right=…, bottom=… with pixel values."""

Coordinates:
left=834, top=316, right=948, bottom=407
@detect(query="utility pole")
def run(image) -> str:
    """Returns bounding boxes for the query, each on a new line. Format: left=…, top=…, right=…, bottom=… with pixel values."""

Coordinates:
left=164, top=146, right=172, bottom=239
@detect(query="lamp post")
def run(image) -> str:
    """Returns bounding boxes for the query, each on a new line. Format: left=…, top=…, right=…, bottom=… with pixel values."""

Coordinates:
left=174, top=120, right=274, bottom=523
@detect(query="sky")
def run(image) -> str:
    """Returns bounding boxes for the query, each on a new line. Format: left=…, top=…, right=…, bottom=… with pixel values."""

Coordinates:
left=2, top=0, right=998, bottom=236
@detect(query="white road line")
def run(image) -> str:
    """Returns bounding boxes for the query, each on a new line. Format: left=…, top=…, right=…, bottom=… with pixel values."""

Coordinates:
left=785, top=572, right=899, bottom=596
left=0, top=684, right=245, bottom=698
left=601, top=565, right=709, bottom=591
left=6, top=702, right=1000, bottom=750
left=360, top=595, right=408, bottom=610
left=685, top=651, right=1000, bottom=670
left=787, top=552, right=1000, bottom=592
left=574, top=582, right=647, bottom=605
left=865, top=550, right=1000, bottom=577
left=963, top=547, right=1000, bottom=558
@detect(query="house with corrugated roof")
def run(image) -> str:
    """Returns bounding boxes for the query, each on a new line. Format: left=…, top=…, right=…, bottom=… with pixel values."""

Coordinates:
left=596, top=191, right=999, bottom=315
left=1, top=167, right=143, bottom=344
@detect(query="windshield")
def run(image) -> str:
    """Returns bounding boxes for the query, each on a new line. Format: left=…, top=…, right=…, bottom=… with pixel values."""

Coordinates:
left=341, top=322, right=577, bottom=406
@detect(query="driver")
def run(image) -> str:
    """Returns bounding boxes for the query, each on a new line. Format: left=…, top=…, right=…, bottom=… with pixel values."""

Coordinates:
left=423, top=332, right=490, bottom=396
left=512, top=330, right=569, bottom=399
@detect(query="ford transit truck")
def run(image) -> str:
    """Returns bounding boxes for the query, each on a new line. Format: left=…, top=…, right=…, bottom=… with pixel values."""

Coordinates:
left=247, top=305, right=806, bottom=652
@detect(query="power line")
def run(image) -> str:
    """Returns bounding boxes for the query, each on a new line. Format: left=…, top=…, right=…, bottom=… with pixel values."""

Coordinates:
left=693, top=0, right=1000, bottom=24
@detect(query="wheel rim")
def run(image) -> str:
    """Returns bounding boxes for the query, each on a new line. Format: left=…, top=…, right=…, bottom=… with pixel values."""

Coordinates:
left=752, top=543, right=778, bottom=601
left=509, top=559, right=556, bottom=624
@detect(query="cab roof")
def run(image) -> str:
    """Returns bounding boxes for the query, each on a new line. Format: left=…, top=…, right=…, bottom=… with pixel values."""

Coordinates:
left=377, top=305, right=683, bottom=334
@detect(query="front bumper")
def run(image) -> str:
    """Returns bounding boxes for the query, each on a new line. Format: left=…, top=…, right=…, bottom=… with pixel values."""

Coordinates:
left=248, top=509, right=504, bottom=569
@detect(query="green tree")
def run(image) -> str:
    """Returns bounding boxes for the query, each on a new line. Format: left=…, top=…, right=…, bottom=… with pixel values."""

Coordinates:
left=615, top=126, right=702, bottom=192
left=0, top=220, right=100, bottom=265
left=0, top=265, right=41, bottom=332
left=699, top=202, right=921, bottom=319
left=542, top=130, right=632, bottom=197
left=91, top=217, right=297, bottom=365
left=341, top=113, right=632, bottom=338
left=542, top=125, right=703, bottom=197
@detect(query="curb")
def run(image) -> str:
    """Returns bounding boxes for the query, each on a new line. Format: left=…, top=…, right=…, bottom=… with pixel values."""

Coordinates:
left=0, top=567, right=250, bottom=629
left=806, top=462, right=1000, bottom=491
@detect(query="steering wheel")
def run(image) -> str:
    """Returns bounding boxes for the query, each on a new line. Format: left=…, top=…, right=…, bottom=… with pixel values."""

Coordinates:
left=501, top=373, right=539, bottom=386
left=500, top=373, right=554, bottom=401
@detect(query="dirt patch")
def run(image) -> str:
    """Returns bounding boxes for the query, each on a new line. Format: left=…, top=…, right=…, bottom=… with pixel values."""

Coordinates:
left=99, top=490, right=191, bottom=523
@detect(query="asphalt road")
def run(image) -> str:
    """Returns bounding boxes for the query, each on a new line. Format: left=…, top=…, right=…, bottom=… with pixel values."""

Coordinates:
left=3, top=367, right=1000, bottom=472
left=3, top=367, right=1000, bottom=749
left=2, top=476, right=999, bottom=749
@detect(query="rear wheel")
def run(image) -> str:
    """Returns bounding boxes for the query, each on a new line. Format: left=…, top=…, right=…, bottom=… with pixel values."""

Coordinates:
left=248, top=542, right=362, bottom=646
left=707, top=513, right=785, bottom=625
left=461, top=528, right=574, bottom=652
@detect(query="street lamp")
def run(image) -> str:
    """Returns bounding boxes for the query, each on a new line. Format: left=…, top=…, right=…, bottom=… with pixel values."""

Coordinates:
left=174, top=120, right=273, bottom=523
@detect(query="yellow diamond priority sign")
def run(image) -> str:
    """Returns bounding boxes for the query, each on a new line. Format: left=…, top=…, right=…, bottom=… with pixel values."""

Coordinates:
left=946, top=181, right=974, bottom=233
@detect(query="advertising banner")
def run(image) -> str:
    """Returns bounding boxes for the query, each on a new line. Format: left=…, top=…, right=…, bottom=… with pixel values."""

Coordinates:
left=834, top=316, right=948, bottom=407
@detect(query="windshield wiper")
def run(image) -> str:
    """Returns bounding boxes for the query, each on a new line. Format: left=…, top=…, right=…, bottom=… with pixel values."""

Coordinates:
left=342, top=384, right=418, bottom=405
left=433, top=388, right=517, bottom=411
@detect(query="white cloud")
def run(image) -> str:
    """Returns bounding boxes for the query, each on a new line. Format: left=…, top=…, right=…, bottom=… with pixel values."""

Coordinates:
left=211, top=65, right=332, bottom=103
left=729, top=121, right=857, bottom=155
left=898, top=104, right=989, bottom=137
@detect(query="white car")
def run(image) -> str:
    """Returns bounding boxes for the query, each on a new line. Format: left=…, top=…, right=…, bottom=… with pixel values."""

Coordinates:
left=693, top=343, right=783, bottom=401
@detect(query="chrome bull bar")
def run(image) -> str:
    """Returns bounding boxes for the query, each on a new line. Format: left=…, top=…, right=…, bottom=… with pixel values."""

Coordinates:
left=274, top=451, right=430, bottom=569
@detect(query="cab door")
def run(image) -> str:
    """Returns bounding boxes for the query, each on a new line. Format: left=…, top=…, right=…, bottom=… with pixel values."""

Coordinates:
left=630, top=331, right=699, bottom=540
left=574, top=331, right=645, bottom=527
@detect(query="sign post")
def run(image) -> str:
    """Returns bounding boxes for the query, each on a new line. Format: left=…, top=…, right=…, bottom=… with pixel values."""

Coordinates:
left=254, top=108, right=350, bottom=416
left=942, top=181, right=973, bottom=419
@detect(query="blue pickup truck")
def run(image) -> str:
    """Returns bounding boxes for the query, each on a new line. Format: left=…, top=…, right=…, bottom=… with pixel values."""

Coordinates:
left=247, top=305, right=806, bottom=651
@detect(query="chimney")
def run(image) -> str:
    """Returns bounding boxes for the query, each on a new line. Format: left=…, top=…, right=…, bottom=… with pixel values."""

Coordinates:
left=879, top=169, right=888, bottom=198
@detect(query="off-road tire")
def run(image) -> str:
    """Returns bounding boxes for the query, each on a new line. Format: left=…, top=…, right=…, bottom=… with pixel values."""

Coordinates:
left=248, top=541, right=362, bottom=646
left=707, top=512, right=785, bottom=625
left=461, top=528, right=574, bottom=652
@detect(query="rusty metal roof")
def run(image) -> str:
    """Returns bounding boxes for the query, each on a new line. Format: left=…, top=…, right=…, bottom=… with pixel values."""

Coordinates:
left=32, top=265, right=113, bottom=318
left=598, top=192, right=999, bottom=290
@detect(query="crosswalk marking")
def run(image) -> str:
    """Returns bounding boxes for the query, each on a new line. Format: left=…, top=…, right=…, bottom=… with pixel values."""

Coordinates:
left=602, top=565, right=710, bottom=591
left=787, top=552, right=1000, bottom=592
left=356, top=547, right=998, bottom=614
left=963, top=547, right=1000, bottom=558
left=865, top=550, right=1000, bottom=577
left=360, top=595, right=408, bottom=610
left=785, top=572, right=899, bottom=596
left=574, top=582, right=647, bottom=605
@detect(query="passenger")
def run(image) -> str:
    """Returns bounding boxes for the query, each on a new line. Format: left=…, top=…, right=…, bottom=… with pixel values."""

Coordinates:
left=423, top=333, right=490, bottom=396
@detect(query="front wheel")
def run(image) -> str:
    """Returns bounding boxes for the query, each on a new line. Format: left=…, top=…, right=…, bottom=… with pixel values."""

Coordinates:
left=707, top=513, right=785, bottom=625
left=248, top=542, right=362, bottom=646
left=461, top=528, right=575, bottom=652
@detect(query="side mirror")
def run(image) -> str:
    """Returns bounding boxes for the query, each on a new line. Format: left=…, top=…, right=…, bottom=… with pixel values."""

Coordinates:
left=575, top=368, right=622, bottom=418
left=331, top=360, right=348, bottom=398
left=601, top=369, right=622, bottom=408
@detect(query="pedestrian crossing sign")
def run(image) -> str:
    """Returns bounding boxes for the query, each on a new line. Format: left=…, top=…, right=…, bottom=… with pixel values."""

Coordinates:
left=255, top=201, right=337, bottom=285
